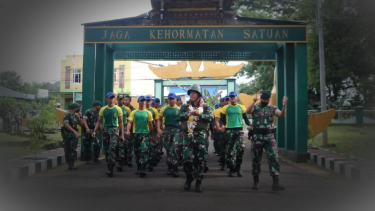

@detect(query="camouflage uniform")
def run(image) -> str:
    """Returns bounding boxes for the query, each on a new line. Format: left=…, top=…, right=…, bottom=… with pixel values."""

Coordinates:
left=125, top=105, right=135, bottom=165
left=62, top=112, right=80, bottom=162
left=83, top=108, right=101, bottom=160
left=133, top=133, right=151, bottom=166
left=163, top=127, right=181, bottom=167
left=179, top=103, right=213, bottom=181
left=251, top=103, right=280, bottom=176
left=103, top=127, right=120, bottom=166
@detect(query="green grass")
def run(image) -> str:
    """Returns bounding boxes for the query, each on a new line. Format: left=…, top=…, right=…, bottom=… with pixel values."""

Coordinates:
left=0, top=132, right=68, bottom=162
left=308, top=125, right=375, bottom=161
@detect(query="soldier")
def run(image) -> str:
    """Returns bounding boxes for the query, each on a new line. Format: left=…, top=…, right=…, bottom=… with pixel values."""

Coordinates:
left=82, top=100, right=102, bottom=164
left=124, top=95, right=135, bottom=167
left=179, top=84, right=213, bottom=193
left=117, top=95, right=131, bottom=169
left=62, top=103, right=82, bottom=170
left=245, top=90, right=287, bottom=191
left=219, top=91, right=251, bottom=177
left=212, top=103, right=221, bottom=156
left=126, top=96, right=154, bottom=177
left=145, top=95, right=160, bottom=170
left=92, top=92, right=124, bottom=177
left=154, top=98, right=162, bottom=112
left=215, top=98, right=227, bottom=171
left=176, top=96, right=183, bottom=108
left=158, top=93, right=181, bottom=177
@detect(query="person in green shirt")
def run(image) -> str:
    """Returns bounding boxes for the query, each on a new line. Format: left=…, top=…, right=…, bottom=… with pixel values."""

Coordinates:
left=62, top=103, right=82, bottom=170
left=145, top=95, right=161, bottom=171
left=220, top=91, right=251, bottom=177
left=126, top=96, right=154, bottom=178
left=117, top=94, right=131, bottom=170
left=92, top=92, right=124, bottom=177
left=158, top=92, right=181, bottom=178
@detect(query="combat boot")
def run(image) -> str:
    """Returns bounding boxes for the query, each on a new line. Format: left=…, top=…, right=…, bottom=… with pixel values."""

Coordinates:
left=272, top=176, right=285, bottom=191
left=184, top=174, right=194, bottom=191
left=93, top=155, right=101, bottom=164
left=252, top=176, right=259, bottom=190
left=220, top=158, right=226, bottom=171
left=147, top=164, right=154, bottom=172
left=127, top=157, right=133, bottom=167
left=106, top=165, right=113, bottom=177
left=116, top=160, right=123, bottom=172
left=135, top=164, right=140, bottom=174
left=228, top=167, right=235, bottom=177
left=173, top=165, right=179, bottom=177
left=68, top=159, right=77, bottom=170
left=140, top=165, right=146, bottom=178
left=204, top=163, right=209, bottom=173
left=195, top=178, right=203, bottom=193
left=235, top=164, right=243, bottom=177
left=167, top=164, right=173, bottom=175
left=85, top=154, right=90, bottom=164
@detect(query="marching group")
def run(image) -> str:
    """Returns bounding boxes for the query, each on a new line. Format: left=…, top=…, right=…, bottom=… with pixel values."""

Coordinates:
left=62, top=84, right=288, bottom=193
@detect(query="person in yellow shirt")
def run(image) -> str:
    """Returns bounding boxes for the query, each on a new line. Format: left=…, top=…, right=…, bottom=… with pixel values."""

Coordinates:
left=145, top=96, right=160, bottom=171
left=92, top=92, right=124, bottom=177
left=126, top=96, right=154, bottom=177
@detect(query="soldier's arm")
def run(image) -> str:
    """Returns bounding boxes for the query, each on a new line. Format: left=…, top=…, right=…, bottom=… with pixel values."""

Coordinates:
left=178, top=105, right=189, bottom=121
left=119, top=116, right=124, bottom=139
left=64, top=122, right=77, bottom=134
left=242, top=113, right=251, bottom=126
left=93, top=116, right=103, bottom=132
left=126, top=120, right=132, bottom=135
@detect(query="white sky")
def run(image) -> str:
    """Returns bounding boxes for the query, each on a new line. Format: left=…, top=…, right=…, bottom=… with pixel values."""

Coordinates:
left=0, top=0, right=249, bottom=84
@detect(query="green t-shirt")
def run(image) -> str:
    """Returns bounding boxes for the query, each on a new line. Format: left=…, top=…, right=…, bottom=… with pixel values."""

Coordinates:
left=119, top=105, right=129, bottom=125
left=221, top=104, right=246, bottom=129
left=128, top=109, right=153, bottom=133
left=99, top=105, right=123, bottom=127
left=159, top=105, right=180, bottom=127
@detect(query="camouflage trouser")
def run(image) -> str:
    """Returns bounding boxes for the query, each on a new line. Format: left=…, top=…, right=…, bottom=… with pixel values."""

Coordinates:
left=62, top=133, right=78, bottom=161
left=124, top=132, right=134, bottom=159
left=182, top=132, right=207, bottom=180
left=103, top=127, right=121, bottom=166
left=251, top=133, right=280, bottom=176
left=216, top=131, right=227, bottom=161
left=148, top=130, right=159, bottom=165
left=133, top=133, right=151, bottom=166
left=213, top=130, right=221, bottom=153
left=224, top=129, right=245, bottom=168
left=83, top=129, right=101, bottom=157
left=203, top=130, right=209, bottom=167
left=163, top=127, right=180, bottom=167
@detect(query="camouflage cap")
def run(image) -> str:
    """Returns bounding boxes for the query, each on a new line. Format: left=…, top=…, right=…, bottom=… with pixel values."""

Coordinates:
left=260, top=90, right=271, bottom=99
left=69, top=103, right=80, bottom=108
left=92, top=101, right=102, bottom=106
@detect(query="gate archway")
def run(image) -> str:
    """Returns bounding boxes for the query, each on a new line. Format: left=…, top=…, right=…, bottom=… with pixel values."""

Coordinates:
left=81, top=0, right=308, bottom=162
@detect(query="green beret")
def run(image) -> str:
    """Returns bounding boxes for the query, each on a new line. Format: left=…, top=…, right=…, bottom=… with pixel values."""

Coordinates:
left=69, top=103, right=80, bottom=108
left=260, top=90, right=271, bottom=99
left=93, top=100, right=102, bottom=106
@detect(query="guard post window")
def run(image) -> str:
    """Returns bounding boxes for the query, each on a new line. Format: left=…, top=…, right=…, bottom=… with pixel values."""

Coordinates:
left=73, top=69, right=81, bottom=83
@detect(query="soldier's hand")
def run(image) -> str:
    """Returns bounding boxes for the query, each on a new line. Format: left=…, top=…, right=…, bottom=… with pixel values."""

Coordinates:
left=74, top=132, right=80, bottom=138
left=256, top=90, right=263, bottom=100
left=86, top=129, right=91, bottom=135
left=283, top=96, right=288, bottom=106
left=125, top=131, right=130, bottom=136
left=157, top=129, right=163, bottom=138
left=191, top=110, right=200, bottom=116
left=120, top=135, right=125, bottom=141
left=92, top=131, right=97, bottom=137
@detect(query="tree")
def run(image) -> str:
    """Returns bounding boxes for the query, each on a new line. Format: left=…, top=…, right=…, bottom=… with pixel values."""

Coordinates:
left=236, top=62, right=275, bottom=94
left=0, top=70, right=23, bottom=91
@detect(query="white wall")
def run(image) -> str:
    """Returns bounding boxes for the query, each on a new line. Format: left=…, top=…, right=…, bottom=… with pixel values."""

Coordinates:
left=130, top=61, right=159, bottom=96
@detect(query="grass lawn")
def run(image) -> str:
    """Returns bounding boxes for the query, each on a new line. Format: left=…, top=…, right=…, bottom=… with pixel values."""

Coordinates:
left=0, top=132, right=77, bottom=162
left=308, top=125, right=375, bottom=161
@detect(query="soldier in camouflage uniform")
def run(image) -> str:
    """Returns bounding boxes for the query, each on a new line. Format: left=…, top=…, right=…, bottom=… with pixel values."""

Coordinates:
left=92, top=92, right=124, bottom=177
left=62, top=103, right=82, bottom=170
left=145, top=96, right=160, bottom=171
left=179, top=84, right=213, bottom=193
left=158, top=93, right=181, bottom=177
left=124, top=95, right=135, bottom=167
left=219, top=91, right=251, bottom=177
left=117, top=95, right=131, bottom=171
left=246, top=90, right=287, bottom=191
left=82, top=100, right=102, bottom=164
left=126, top=96, right=154, bottom=177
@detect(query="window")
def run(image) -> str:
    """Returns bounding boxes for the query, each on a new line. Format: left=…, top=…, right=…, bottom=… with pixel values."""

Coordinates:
left=73, top=69, right=81, bottom=83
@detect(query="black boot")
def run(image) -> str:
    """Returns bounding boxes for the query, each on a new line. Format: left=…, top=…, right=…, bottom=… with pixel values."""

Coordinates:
left=253, top=176, right=259, bottom=190
left=147, top=163, right=154, bottom=172
left=167, top=164, right=173, bottom=175
left=195, top=179, right=203, bottom=193
left=235, top=164, right=243, bottom=177
left=85, top=154, right=90, bottom=164
left=173, top=165, right=179, bottom=177
left=228, top=167, right=235, bottom=177
left=106, top=165, right=114, bottom=177
left=69, top=159, right=77, bottom=170
left=272, top=176, right=285, bottom=191
left=93, top=155, right=101, bottom=164
left=135, top=164, right=140, bottom=174
left=184, top=174, right=194, bottom=191
left=220, top=158, right=226, bottom=171
left=127, top=157, right=133, bottom=167
left=116, top=160, right=123, bottom=172
left=140, top=165, right=146, bottom=178
left=204, top=162, right=209, bottom=173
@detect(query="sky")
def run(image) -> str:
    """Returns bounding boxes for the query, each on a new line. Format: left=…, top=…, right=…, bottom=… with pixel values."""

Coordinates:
left=0, top=0, right=249, bottom=84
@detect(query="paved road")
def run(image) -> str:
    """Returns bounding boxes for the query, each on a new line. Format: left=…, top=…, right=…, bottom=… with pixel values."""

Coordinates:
left=1, top=139, right=374, bottom=211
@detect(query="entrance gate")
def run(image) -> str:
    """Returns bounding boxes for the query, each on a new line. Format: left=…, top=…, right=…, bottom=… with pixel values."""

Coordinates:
left=81, top=0, right=309, bottom=162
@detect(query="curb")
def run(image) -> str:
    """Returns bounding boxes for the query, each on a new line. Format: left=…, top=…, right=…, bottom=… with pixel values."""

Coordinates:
left=308, top=149, right=375, bottom=184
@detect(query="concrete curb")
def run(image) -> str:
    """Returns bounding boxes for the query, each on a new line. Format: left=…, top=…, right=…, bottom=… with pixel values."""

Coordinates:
left=308, top=148, right=375, bottom=184
left=0, top=148, right=80, bottom=184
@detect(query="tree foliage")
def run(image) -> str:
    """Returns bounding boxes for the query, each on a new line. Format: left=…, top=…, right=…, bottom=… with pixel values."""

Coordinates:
left=236, top=62, right=275, bottom=94
left=0, top=70, right=23, bottom=91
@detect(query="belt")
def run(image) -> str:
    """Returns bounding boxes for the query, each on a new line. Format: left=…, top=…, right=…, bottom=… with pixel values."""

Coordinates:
left=254, top=128, right=274, bottom=135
